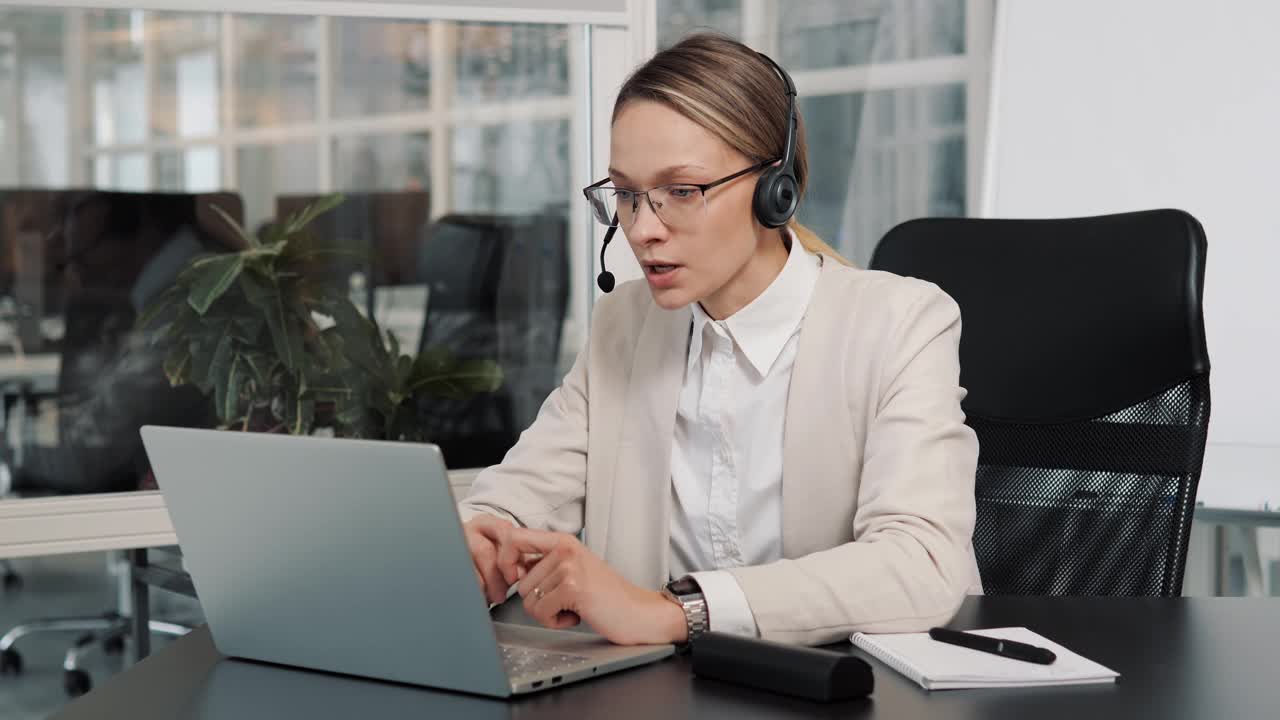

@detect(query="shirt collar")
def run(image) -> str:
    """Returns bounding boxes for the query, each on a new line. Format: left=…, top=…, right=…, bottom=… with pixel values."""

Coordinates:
left=687, top=229, right=821, bottom=377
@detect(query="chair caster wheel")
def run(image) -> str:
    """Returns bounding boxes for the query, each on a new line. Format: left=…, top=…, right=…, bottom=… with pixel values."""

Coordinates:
left=64, top=669, right=92, bottom=697
left=0, top=648, right=22, bottom=675
left=103, top=636, right=126, bottom=655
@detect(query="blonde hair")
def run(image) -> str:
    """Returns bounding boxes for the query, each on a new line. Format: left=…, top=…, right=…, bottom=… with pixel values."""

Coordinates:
left=613, top=32, right=853, bottom=266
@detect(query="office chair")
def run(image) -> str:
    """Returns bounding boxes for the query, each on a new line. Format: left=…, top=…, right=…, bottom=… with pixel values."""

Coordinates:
left=412, top=211, right=570, bottom=469
left=0, top=190, right=239, bottom=696
left=869, top=209, right=1210, bottom=596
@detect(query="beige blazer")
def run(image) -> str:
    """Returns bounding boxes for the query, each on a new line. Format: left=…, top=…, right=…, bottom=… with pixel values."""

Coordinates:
left=459, top=255, right=982, bottom=645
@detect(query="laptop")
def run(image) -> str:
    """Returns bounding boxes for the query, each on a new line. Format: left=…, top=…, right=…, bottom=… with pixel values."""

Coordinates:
left=140, top=426, right=673, bottom=697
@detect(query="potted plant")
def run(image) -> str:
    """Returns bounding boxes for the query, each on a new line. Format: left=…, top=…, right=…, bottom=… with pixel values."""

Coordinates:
left=137, top=194, right=503, bottom=440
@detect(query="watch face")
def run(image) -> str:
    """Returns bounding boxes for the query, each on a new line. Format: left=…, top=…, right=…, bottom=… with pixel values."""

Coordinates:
left=668, top=576, right=701, bottom=596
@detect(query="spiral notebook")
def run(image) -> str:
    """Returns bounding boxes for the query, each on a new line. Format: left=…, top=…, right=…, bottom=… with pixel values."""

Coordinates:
left=850, top=627, right=1119, bottom=690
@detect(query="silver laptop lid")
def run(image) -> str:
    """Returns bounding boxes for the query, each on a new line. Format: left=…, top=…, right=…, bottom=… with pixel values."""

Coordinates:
left=141, top=426, right=510, bottom=697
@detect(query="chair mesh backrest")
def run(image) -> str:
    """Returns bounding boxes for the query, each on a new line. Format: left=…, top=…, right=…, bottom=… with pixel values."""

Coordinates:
left=870, top=210, right=1211, bottom=596
left=970, top=374, right=1209, bottom=596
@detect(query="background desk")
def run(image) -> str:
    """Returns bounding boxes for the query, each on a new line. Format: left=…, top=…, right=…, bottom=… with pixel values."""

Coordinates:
left=1193, top=442, right=1280, bottom=596
left=1195, top=505, right=1280, bottom=596
left=51, top=597, right=1280, bottom=720
left=0, top=353, right=59, bottom=395
left=0, top=471, right=483, bottom=661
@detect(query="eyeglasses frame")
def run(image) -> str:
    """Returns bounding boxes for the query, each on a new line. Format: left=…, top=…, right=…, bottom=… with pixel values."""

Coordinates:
left=581, top=158, right=777, bottom=229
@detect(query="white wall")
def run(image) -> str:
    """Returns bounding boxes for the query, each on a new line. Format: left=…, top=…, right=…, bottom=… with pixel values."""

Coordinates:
left=984, top=0, right=1280, bottom=509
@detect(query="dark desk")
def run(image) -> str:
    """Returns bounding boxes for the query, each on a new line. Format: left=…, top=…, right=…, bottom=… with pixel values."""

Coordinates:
left=54, top=597, right=1279, bottom=719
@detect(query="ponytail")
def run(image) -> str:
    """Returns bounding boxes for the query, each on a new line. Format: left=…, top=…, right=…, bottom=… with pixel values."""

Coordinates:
left=790, top=220, right=854, bottom=267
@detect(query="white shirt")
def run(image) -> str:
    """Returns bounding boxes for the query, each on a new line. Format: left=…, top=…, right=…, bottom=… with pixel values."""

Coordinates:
left=668, top=233, right=821, bottom=637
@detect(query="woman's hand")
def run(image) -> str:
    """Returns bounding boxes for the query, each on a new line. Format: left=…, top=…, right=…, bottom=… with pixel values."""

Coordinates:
left=495, top=528, right=688, bottom=646
left=462, top=514, right=517, bottom=605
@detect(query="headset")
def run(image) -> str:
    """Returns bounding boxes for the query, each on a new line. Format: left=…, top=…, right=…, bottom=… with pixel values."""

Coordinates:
left=597, top=50, right=799, bottom=293
left=752, top=52, right=800, bottom=230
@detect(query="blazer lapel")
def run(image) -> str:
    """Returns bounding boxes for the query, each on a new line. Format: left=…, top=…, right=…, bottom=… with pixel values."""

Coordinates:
left=782, top=258, right=842, bottom=557
left=602, top=302, right=689, bottom=587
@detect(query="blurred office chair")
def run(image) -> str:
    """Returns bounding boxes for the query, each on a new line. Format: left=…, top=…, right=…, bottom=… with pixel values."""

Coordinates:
left=869, top=209, right=1210, bottom=596
left=0, top=190, right=238, bottom=696
left=413, top=211, right=570, bottom=469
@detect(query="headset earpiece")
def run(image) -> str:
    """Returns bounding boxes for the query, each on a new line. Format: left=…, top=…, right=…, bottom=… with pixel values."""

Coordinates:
left=753, top=164, right=799, bottom=229
left=752, top=52, right=800, bottom=229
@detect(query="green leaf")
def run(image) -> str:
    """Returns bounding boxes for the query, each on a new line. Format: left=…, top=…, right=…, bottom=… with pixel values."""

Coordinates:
left=283, top=234, right=369, bottom=271
left=229, top=314, right=265, bottom=344
left=395, top=353, right=413, bottom=393
left=242, top=352, right=276, bottom=392
left=458, top=359, right=504, bottom=393
left=315, top=328, right=354, bottom=373
left=325, top=301, right=387, bottom=377
left=240, top=271, right=300, bottom=371
left=309, top=376, right=353, bottom=404
left=159, top=306, right=198, bottom=346
left=208, top=202, right=258, bottom=249
left=225, top=353, right=245, bottom=422
left=187, top=254, right=246, bottom=316
left=276, top=379, right=315, bottom=436
left=322, top=296, right=370, bottom=335
left=174, top=253, right=218, bottom=287
left=136, top=286, right=183, bottom=331
left=297, top=394, right=315, bottom=435
left=284, top=193, right=344, bottom=236
left=210, top=333, right=236, bottom=422
left=255, top=240, right=286, bottom=255
left=188, top=338, right=215, bottom=394
left=285, top=290, right=318, bottom=331
left=369, top=387, right=398, bottom=424
left=408, top=358, right=504, bottom=400
left=162, top=344, right=192, bottom=387
left=412, top=346, right=452, bottom=377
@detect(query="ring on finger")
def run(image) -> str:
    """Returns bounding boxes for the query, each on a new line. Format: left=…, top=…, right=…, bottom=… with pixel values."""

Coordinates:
left=532, top=586, right=545, bottom=602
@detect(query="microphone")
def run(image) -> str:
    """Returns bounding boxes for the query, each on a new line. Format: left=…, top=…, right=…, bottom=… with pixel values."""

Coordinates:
left=596, top=218, right=619, bottom=293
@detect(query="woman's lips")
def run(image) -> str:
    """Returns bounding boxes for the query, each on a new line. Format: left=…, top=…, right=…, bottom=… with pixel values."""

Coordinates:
left=644, top=263, right=681, bottom=288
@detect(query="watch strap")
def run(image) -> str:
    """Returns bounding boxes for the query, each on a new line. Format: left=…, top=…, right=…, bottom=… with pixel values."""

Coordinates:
left=663, top=579, right=709, bottom=648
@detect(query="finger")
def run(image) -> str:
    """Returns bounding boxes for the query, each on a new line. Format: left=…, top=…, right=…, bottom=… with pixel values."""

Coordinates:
left=549, top=610, right=582, bottom=629
left=496, top=529, right=564, bottom=585
left=532, top=577, right=582, bottom=630
left=478, top=559, right=509, bottom=605
left=466, top=536, right=509, bottom=604
left=519, top=560, right=564, bottom=619
left=524, top=565, right=567, bottom=626
left=510, top=552, right=544, bottom=583
left=469, top=514, right=512, bottom=543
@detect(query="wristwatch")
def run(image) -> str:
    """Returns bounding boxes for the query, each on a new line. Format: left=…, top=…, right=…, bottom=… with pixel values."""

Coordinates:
left=662, top=576, right=709, bottom=649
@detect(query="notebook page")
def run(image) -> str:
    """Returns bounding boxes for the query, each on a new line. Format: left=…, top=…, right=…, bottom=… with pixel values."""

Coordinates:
left=852, top=627, right=1119, bottom=686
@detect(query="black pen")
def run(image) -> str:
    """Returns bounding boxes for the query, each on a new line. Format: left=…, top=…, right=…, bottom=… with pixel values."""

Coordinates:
left=928, top=627, right=1057, bottom=665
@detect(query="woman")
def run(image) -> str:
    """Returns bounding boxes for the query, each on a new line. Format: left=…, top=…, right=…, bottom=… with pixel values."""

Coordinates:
left=459, top=33, right=981, bottom=647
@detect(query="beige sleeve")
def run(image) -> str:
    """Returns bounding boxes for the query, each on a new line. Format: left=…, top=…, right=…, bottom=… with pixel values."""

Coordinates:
left=456, top=344, right=590, bottom=535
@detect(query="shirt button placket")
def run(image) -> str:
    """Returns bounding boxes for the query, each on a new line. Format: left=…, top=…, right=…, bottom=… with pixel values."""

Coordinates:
left=708, top=328, right=739, bottom=568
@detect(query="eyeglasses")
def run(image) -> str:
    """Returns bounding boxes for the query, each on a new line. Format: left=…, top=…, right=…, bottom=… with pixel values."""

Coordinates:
left=582, top=159, right=775, bottom=230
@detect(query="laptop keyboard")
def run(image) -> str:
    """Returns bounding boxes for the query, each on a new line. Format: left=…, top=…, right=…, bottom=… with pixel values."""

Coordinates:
left=500, top=644, right=591, bottom=678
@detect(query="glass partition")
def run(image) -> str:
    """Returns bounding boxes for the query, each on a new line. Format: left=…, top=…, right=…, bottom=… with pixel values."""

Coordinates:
left=0, top=6, right=583, bottom=505
left=656, top=0, right=977, bottom=267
